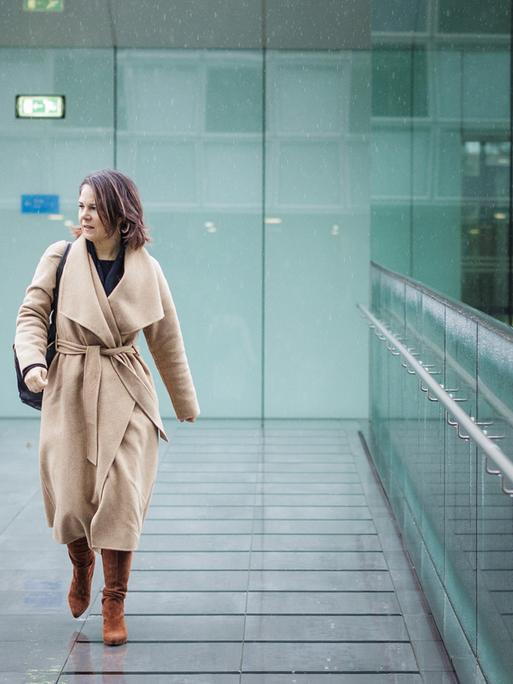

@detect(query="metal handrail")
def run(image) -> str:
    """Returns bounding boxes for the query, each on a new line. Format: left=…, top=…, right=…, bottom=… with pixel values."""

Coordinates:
left=358, top=303, right=513, bottom=494
left=385, top=307, right=513, bottom=431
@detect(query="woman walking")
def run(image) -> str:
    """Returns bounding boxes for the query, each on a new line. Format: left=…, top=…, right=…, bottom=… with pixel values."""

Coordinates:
left=14, top=169, right=200, bottom=645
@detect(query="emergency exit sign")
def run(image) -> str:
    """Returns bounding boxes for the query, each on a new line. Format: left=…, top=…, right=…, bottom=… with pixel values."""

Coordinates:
left=16, top=95, right=65, bottom=119
left=23, top=0, right=64, bottom=11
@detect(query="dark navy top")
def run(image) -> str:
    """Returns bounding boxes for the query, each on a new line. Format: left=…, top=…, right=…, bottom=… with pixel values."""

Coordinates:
left=86, top=238, right=125, bottom=297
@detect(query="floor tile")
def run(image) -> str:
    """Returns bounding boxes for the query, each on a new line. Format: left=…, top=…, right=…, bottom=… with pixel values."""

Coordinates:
left=59, top=677, right=238, bottom=684
left=246, top=569, right=394, bottom=591
left=241, top=676, right=423, bottom=684
left=248, top=551, right=388, bottom=571
left=62, top=642, right=243, bottom=673
left=251, top=534, right=381, bottom=552
left=245, top=591, right=401, bottom=614
left=243, top=614, right=409, bottom=641
left=132, top=551, right=251, bottom=570
left=128, top=569, right=250, bottom=591
left=78, top=614, right=244, bottom=641
left=89, top=591, right=247, bottom=614
left=241, top=641, right=418, bottom=673
left=0, top=640, right=71, bottom=672
left=138, top=535, right=253, bottom=551
left=0, top=674, right=63, bottom=684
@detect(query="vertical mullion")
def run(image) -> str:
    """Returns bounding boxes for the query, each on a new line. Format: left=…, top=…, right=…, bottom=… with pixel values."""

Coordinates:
left=261, top=0, right=267, bottom=424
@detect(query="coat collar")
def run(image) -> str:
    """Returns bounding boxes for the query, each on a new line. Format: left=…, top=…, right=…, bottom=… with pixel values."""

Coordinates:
left=59, top=234, right=165, bottom=345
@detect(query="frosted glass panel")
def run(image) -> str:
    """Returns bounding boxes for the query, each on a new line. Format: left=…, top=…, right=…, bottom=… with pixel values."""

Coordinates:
left=120, top=140, right=198, bottom=204
left=277, top=142, right=343, bottom=206
left=117, top=49, right=263, bottom=418
left=118, top=55, right=199, bottom=132
left=372, top=130, right=412, bottom=198
left=265, top=51, right=370, bottom=418
left=270, top=64, right=346, bottom=133
left=204, top=142, right=262, bottom=205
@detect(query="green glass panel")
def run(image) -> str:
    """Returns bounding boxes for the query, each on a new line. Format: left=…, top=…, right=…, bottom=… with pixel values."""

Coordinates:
left=206, top=66, right=262, bottom=133
left=444, top=308, right=478, bottom=652
left=417, top=295, right=446, bottom=577
left=438, top=0, right=510, bottom=34
left=370, top=206, right=411, bottom=274
left=462, top=52, right=510, bottom=121
left=435, top=50, right=462, bottom=120
left=372, top=0, right=427, bottom=33
left=372, top=47, right=428, bottom=118
left=412, top=206, right=462, bottom=301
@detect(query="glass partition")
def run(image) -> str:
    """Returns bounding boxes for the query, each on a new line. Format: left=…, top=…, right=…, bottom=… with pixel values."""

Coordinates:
left=366, top=260, right=513, bottom=683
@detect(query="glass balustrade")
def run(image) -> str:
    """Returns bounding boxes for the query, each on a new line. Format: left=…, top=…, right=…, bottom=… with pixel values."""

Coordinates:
left=365, top=260, right=513, bottom=684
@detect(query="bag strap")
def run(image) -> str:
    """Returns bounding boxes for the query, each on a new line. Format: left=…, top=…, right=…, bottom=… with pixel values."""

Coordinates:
left=51, top=241, right=72, bottom=317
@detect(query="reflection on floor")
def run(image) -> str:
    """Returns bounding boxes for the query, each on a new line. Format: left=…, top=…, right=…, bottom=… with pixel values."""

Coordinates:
left=0, top=419, right=457, bottom=683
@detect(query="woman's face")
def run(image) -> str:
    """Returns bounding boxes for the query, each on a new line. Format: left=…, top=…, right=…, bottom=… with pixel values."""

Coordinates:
left=78, top=184, right=111, bottom=243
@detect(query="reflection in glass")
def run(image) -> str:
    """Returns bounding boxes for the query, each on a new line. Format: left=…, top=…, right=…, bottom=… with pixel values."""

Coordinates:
left=371, top=1, right=512, bottom=325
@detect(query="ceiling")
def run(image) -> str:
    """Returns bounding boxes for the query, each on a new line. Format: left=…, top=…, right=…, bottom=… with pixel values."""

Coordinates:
left=0, top=0, right=370, bottom=49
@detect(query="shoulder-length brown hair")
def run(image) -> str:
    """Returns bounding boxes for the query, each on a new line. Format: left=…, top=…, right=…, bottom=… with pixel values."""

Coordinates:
left=72, top=169, right=152, bottom=249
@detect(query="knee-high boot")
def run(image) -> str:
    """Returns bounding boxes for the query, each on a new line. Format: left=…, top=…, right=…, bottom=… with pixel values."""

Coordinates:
left=67, top=536, right=95, bottom=618
left=100, top=548, right=133, bottom=646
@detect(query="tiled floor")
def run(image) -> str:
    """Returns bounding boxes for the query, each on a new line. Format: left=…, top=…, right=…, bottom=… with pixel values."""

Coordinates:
left=0, top=418, right=458, bottom=683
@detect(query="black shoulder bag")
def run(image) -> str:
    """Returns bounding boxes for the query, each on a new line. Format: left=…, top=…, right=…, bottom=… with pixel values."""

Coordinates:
left=13, top=241, right=72, bottom=410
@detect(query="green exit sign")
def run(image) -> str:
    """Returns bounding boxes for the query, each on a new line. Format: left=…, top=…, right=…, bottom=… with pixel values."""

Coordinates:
left=23, top=0, right=64, bottom=11
left=16, top=95, right=65, bottom=119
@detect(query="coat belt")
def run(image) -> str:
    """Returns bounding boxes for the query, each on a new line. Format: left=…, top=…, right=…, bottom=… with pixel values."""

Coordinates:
left=55, top=338, right=137, bottom=467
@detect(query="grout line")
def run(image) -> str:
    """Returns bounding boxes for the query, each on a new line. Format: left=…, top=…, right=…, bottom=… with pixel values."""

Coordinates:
left=61, top=670, right=421, bottom=676
left=90, top=611, right=402, bottom=619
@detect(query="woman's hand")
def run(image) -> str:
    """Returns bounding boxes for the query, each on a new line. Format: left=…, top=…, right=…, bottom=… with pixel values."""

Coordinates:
left=179, top=416, right=196, bottom=423
left=24, top=367, right=48, bottom=393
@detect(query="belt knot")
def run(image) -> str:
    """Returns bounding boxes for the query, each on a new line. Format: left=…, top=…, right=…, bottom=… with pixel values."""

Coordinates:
left=55, top=338, right=137, bottom=466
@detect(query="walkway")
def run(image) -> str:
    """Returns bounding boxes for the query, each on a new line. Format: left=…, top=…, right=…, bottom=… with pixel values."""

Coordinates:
left=0, top=419, right=457, bottom=682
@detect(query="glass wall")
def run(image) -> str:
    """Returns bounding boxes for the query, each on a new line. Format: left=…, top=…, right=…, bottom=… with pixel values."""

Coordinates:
left=366, top=261, right=513, bottom=684
left=2, top=2, right=371, bottom=419
left=371, top=0, right=512, bottom=324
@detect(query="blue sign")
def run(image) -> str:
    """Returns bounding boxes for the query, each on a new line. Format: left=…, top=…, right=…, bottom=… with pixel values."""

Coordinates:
left=21, top=194, right=59, bottom=214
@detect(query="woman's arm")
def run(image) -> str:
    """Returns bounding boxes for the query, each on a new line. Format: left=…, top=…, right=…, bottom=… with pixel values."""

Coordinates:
left=143, top=261, right=200, bottom=421
left=14, top=240, right=68, bottom=376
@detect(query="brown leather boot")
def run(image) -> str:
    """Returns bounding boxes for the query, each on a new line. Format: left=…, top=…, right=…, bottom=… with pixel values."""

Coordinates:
left=101, top=548, right=133, bottom=646
left=67, top=536, right=95, bottom=618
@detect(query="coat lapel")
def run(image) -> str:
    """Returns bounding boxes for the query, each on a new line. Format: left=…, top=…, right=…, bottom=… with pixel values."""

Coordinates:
left=59, top=234, right=165, bottom=343
left=107, top=240, right=165, bottom=335
left=59, top=235, right=115, bottom=346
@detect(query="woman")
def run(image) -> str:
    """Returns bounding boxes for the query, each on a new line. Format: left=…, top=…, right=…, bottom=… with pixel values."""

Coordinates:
left=14, top=169, right=200, bottom=646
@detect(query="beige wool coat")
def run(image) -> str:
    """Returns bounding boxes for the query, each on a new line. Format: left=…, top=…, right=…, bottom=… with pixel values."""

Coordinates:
left=14, top=234, right=200, bottom=552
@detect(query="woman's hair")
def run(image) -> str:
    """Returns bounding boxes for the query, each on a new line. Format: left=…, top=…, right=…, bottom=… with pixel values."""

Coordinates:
left=71, top=169, right=152, bottom=249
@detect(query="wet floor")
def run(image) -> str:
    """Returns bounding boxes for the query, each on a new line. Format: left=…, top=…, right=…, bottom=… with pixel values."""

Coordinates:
left=0, top=419, right=457, bottom=683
